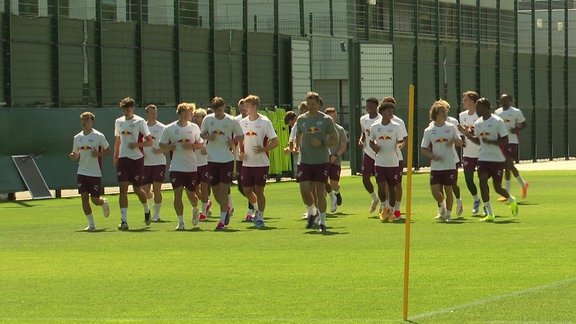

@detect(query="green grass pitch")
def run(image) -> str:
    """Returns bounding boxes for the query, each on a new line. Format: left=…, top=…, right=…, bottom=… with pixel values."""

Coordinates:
left=1, top=171, right=575, bottom=323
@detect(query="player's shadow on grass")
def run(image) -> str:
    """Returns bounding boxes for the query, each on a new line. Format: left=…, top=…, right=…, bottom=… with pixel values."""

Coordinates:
left=213, top=228, right=241, bottom=233
left=493, top=218, right=520, bottom=224
left=329, top=212, right=352, bottom=216
left=304, top=227, right=348, bottom=236
left=175, top=227, right=204, bottom=232
left=124, top=227, right=152, bottom=232
left=1, top=201, right=36, bottom=208
left=246, top=225, right=279, bottom=231
left=76, top=228, right=108, bottom=233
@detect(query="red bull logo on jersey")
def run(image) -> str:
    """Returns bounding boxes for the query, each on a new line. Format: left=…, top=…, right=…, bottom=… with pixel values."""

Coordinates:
left=212, top=130, right=225, bottom=135
left=378, top=135, right=393, bottom=141
left=306, top=127, right=320, bottom=134
left=479, top=131, right=490, bottom=137
left=178, top=138, right=191, bottom=143
left=503, top=118, right=512, bottom=123
left=79, top=145, right=92, bottom=150
left=435, top=138, right=448, bottom=143
left=245, top=131, right=257, bottom=136
left=121, top=130, right=133, bottom=135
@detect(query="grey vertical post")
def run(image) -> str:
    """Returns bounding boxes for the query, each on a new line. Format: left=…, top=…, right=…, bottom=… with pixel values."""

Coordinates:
left=389, top=0, right=394, bottom=42
left=51, top=0, right=60, bottom=107
left=174, top=0, right=181, bottom=102
left=514, top=0, right=519, bottom=111
left=530, top=0, right=536, bottom=161
left=547, top=0, right=553, bottom=160
left=496, top=0, right=501, bottom=95
left=2, top=1, right=12, bottom=107
left=475, top=0, right=480, bottom=93
left=348, top=39, right=360, bottom=174
left=209, top=0, right=215, bottom=99
left=274, top=0, right=279, bottom=105
left=564, top=0, right=569, bottom=159
left=95, top=0, right=103, bottom=107
left=456, top=0, right=461, bottom=114
left=299, top=0, right=305, bottom=36
left=364, top=1, right=369, bottom=40
left=329, top=0, right=334, bottom=36
left=136, top=1, right=143, bottom=107
left=242, top=0, right=248, bottom=97
left=435, top=1, right=440, bottom=99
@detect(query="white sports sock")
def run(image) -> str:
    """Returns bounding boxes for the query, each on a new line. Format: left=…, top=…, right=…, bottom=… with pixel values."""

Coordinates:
left=329, top=191, right=336, bottom=199
left=154, top=203, right=161, bottom=218
left=505, top=180, right=511, bottom=193
left=370, top=191, right=378, bottom=201
left=485, top=202, right=493, bottom=216
left=319, top=212, right=326, bottom=225
left=253, top=202, right=259, bottom=211
left=192, top=206, right=199, bottom=215
left=228, top=194, right=234, bottom=209
left=334, top=190, right=340, bottom=195
left=219, top=211, right=227, bottom=224
left=306, top=205, right=315, bottom=216
left=473, top=195, right=479, bottom=201
left=201, top=201, right=208, bottom=215
left=516, top=175, right=526, bottom=187
left=142, top=203, right=150, bottom=213
left=177, top=215, right=184, bottom=225
left=85, top=213, right=95, bottom=227
left=258, top=211, right=265, bottom=221
left=120, top=208, right=128, bottom=222
left=395, top=201, right=401, bottom=211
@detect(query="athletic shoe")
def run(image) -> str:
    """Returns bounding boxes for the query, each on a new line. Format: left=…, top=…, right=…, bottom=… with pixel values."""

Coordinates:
left=379, top=207, right=390, bottom=222
left=434, top=207, right=446, bottom=221
left=254, top=219, right=265, bottom=228
left=152, top=217, right=162, bottom=222
left=472, top=199, right=481, bottom=214
left=394, top=210, right=401, bottom=219
left=387, top=212, right=395, bottom=223
left=335, top=192, right=342, bottom=206
left=318, top=224, right=327, bottom=233
left=330, top=194, right=337, bottom=213
left=497, top=196, right=507, bottom=202
left=306, top=213, right=318, bottom=229
left=192, top=209, right=199, bottom=226
left=301, top=212, right=309, bottom=219
left=369, top=200, right=379, bottom=213
left=245, top=215, right=253, bottom=222
left=480, top=215, right=494, bottom=222
left=175, top=223, right=185, bottom=231
left=215, top=222, right=225, bottom=231
left=445, top=215, right=453, bottom=222
left=522, top=182, right=529, bottom=199
left=482, top=206, right=487, bottom=217
left=224, top=205, right=232, bottom=225
left=118, top=221, right=129, bottom=231
left=145, top=212, right=151, bottom=226
left=509, top=197, right=519, bottom=217
left=456, top=200, right=463, bottom=217
left=199, top=214, right=207, bottom=221
left=84, top=225, right=96, bottom=232
left=102, top=198, right=110, bottom=217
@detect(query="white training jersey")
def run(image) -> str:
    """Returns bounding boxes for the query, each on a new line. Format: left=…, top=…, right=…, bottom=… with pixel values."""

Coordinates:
left=144, top=121, right=167, bottom=166
left=428, top=116, right=461, bottom=164
left=494, top=106, right=526, bottom=144
left=421, top=122, right=460, bottom=171
left=200, top=113, right=244, bottom=163
left=239, top=114, right=278, bottom=167
left=392, top=115, right=408, bottom=161
left=234, top=114, right=245, bottom=161
left=73, top=129, right=110, bottom=177
left=160, top=121, right=203, bottom=172
left=114, top=115, right=151, bottom=160
left=459, top=110, right=481, bottom=158
left=194, top=143, right=208, bottom=167
left=360, top=113, right=382, bottom=159
left=474, top=114, right=508, bottom=162
left=369, top=120, right=403, bottom=167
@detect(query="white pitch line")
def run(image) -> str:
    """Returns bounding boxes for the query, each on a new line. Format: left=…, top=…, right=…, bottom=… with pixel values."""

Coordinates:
left=410, top=277, right=576, bottom=321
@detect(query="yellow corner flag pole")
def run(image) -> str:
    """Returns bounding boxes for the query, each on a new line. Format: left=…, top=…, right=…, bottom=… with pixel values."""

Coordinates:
left=403, top=84, right=415, bottom=321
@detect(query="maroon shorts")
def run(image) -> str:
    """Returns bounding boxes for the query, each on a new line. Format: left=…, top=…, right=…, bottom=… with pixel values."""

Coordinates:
left=208, top=161, right=234, bottom=186
left=241, top=166, right=269, bottom=187
left=298, top=163, right=329, bottom=183
left=142, top=165, right=166, bottom=185
left=196, top=164, right=209, bottom=183
left=477, top=161, right=505, bottom=183
left=296, top=164, right=302, bottom=183
left=327, top=163, right=341, bottom=182
left=236, top=160, right=243, bottom=176
left=430, top=170, right=457, bottom=186
left=169, top=171, right=197, bottom=191
left=462, top=157, right=478, bottom=172
left=362, top=154, right=376, bottom=177
left=375, top=166, right=401, bottom=186
left=502, top=144, right=519, bottom=160
left=77, top=174, right=102, bottom=197
left=117, top=157, right=144, bottom=186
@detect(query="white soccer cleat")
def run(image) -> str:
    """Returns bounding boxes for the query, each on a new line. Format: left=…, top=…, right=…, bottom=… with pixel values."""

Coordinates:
left=456, top=199, right=463, bottom=217
left=175, top=223, right=185, bottom=231
left=330, top=194, right=338, bottom=213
